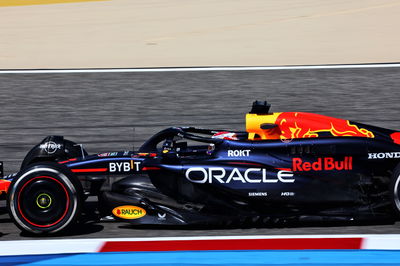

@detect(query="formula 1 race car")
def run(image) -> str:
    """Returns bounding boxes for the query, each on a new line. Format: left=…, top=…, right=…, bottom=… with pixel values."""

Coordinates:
left=1, top=101, right=400, bottom=235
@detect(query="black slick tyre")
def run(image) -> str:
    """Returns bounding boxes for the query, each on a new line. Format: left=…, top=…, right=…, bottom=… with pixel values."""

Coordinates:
left=390, top=164, right=400, bottom=218
left=7, top=162, right=83, bottom=235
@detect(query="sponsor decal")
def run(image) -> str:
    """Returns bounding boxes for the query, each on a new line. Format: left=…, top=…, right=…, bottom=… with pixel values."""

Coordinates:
left=109, top=161, right=141, bottom=172
left=40, top=141, right=61, bottom=154
left=248, top=192, right=268, bottom=197
left=123, top=151, right=130, bottom=156
left=112, top=205, right=146, bottom=219
left=185, top=168, right=294, bottom=184
left=292, top=157, right=353, bottom=171
left=98, top=152, right=118, bottom=157
left=227, top=150, right=251, bottom=157
left=157, top=213, right=167, bottom=221
left=281, top=191, right=295, bottom=197
left=368, top=152, right=400, bottom=159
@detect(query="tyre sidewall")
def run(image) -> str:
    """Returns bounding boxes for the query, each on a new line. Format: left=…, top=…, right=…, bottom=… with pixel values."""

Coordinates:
left=390, top=164, right=400, bottom=217
left=7, top=162, right=82, bottom=234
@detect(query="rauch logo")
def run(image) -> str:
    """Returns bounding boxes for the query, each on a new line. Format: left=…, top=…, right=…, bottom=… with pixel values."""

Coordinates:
left=112, top=205, right=146, bottom=219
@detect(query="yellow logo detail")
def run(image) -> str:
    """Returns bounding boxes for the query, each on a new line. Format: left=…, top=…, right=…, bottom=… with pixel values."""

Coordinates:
left=112, top=205, right=146, bottom=219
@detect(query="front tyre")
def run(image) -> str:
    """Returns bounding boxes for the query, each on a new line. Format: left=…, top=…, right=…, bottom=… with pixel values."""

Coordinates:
left=7, top=163, right=83, bottom=235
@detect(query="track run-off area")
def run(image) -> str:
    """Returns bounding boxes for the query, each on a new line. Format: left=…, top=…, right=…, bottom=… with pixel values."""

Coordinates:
left=0, top=63, right=400, bottom=242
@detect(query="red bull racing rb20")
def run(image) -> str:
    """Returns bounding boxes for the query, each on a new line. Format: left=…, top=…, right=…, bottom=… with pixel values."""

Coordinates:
left=1, top=101, right=400, bottom=235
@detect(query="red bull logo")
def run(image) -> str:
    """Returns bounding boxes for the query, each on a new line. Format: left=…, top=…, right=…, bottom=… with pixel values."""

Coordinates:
left=246, top=112, right=375, bottom=140
left=292, top=157, right=353, bottom=171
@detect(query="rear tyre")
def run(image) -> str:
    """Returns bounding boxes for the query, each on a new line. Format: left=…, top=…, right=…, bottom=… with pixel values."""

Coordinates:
left=7, top=163, right=83, bottom=235
left=390, top=164, right=400, bottom=217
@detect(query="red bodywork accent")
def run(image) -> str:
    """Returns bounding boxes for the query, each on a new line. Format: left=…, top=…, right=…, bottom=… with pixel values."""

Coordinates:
left=0, top=179, right=11, bottom=194
left=99, top=237, right=363, bottom=252
left=58, top=158, right=77, bottom=164
left=137, top=153, right=157, bottom=157
left=142, top=167, right=160, bottom=171
left=227, top=162, right=263, bottom=167
left=391, top=132, right=400, bottom=144
left=17, top=176, right=70, bottom=228
left=276, top=168, right=292, bottom=171
left=212, top=131, right=238, bottom=140
left=71, top=168, right=108, bottom=173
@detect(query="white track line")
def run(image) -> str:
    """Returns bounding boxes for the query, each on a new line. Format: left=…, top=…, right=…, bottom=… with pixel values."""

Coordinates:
left=1, top=63, right=400, bottom=74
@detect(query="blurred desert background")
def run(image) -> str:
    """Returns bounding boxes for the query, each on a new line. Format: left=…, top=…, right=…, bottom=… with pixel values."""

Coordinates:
left=1, top=0, right=400, bottom=69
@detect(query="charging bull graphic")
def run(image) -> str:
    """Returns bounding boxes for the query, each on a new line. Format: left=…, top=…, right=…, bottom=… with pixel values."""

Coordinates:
left=247, top=112, right=375, bottom=140
left=275, top=112, right=374, bottom=139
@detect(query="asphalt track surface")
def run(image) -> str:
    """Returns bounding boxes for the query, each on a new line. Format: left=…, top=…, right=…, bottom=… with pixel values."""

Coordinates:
left=0, top=65, right=399, bottom=240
